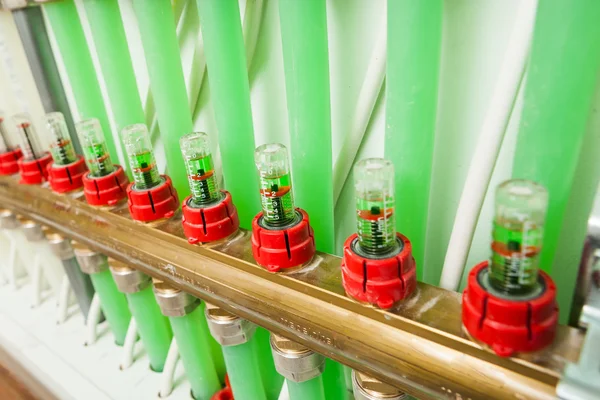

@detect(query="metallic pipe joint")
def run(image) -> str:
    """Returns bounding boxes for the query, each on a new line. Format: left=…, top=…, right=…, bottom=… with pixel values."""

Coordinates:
left=73, top=244, right=108, bottom=275
left=45, top=230, right=74, bottom=260
left=20, top=219, right=45, bottom=242
left=0, top=209, right=19, bottom=229
left=352, top=371, right=406, bottom=400
left=108, top=259, right=151, bottom=294
left=205, top=303, right=256, bottom=346
left=270, top=333, right=325, bottom=383
left=153, top=282, right=200, bottom=317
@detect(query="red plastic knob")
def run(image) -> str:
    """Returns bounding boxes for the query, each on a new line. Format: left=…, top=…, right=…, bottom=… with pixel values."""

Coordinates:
left=182, top=191, right=239, bottom=244
left=18, top=152, right=52, bottom=185
left=462, top=261, right=558, bottom=357
left=126, top=175, right=179, bottom=222
left=0, top=148, right=22, bottom=175
left=251, top=208, right=315, bottom=272
left=82, top=165, right=129, bottom=206
left=341, top=233, right=416, bottom=309
left=47, top=156, right=88, bottom=193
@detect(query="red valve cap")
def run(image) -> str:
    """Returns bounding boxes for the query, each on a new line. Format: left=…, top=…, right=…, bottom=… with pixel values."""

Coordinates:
left=182, top=191, right=240, bottom=244
left=341, top=233, right=417, bottom=309
left=82, top=165, right=129, bottom=206
left=0, top=148, right=22, bottom=175
left=462, top=261, right=558, bottom=357
left=47, top=156, right=88, bottom=193
left=18, top=152, right=52, bottom=185
left=126, top=175, right=179, bottom=222
left=251, top=208, right=315, bottom=272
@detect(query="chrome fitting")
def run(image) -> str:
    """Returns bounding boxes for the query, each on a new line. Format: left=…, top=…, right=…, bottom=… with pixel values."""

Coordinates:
left=20, top=219, right=45, bottom=242
left=0, top=209, right=19, bottom=229
left=45, top=230, right=75, bottom=260
left=270, top=334, right=325, bottom=383
left=153, top=282, right=200, bottom=317
left=73, top=243, right=109, bottom=274
left=108, top=259, right=151, bottom=294
left=205, top=303, right=256, bottom=346
left=352, top=370, right=406, bottom=400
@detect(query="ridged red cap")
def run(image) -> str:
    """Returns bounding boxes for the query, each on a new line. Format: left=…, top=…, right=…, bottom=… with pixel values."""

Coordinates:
left=47, top=156, right=88, bottom=193
left=462, top=261, right=558, bottom=357
left=82, top=165, right=129, bottom=206
left=341, top=233, right=416, bottom=309
left=18, top=152, right=52, bottom=185
left=251, top=208, right=315, bottom=272
left=0, top=148, right=22, bottom=175
left=126, top=175, right=179, bottom=222
left=182, top=191, right=239, bottom=244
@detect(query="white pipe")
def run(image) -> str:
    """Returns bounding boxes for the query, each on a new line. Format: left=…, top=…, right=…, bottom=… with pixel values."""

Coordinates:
left=85, top=293, right=102, bottom=346
left=56, top=275, right=71, bottom=324
left=120, top=318, right=138, bottom=370
left=30, top=254, right=43, bottom=308
left=158, top=339, right=179, bottom=398
left=243, top=0, right=264, bottom=70
left=439, top=0, right=538, bottom=291
left=333, top=18, right=387, bottom=204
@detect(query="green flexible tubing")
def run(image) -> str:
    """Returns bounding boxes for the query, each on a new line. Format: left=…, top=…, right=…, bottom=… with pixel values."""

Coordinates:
left=83, top=0, right=146, bottom=177
left=43, top=1, right=119, bottom=164
left=278, top=0, right=335, bottom=253
left=511, top=0, right=600, bottom=318
left=88, top=269, right=131, bottom=346
left=169, top=305, right=222, bottom=399
left=287, top=376, right=326, bottom=400
left=278, top=3, right=345, bottom=394
left=126, top=286, right=173, bottom=372
left=131, top=0, right=193, bottom=197
left=254, top=327, right=283, bottom=400
left=385, top=0, right=443, bottom=283
left=223, top=339, right=267, bottom=400
left=196, top=0, right=259, bottom=227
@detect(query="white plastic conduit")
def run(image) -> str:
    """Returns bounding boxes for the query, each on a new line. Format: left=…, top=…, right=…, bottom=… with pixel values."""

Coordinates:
left=439, top=0, right=538, bottom=291
left=333, top=17, right=387, bottom=205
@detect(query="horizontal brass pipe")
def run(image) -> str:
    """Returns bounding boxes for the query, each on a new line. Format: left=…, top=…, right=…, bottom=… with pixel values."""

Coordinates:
left=0, top=175, right=583, bottom=399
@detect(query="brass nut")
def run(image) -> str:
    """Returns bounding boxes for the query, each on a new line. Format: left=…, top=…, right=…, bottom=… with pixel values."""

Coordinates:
left=0, top=209, right=19, bottom=229
left=109, top=259, right=151, bottom=294
left=205, top=304, right=256, bottom=346
left=73, top=246, right=109, bottom=274
left=270, top=334, right=325, bottom=383
left=352, top=370, right=406, bottom=400
left=153, top=282, right=200, bottom=317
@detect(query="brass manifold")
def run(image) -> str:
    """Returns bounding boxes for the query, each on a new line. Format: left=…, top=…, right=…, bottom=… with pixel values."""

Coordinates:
left=0, top=175, right=583, bottom=400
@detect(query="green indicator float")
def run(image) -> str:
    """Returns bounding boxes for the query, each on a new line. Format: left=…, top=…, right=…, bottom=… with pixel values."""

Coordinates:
left=76, top=118, right=115, bottom=177
left=121, top=124, right=161, bottom=190
left=180, top=132, right=220, bottom=206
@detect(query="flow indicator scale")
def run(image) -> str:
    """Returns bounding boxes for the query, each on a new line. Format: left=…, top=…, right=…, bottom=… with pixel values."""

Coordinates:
left=489, top=179, right=547, bottom=295
left=251, top=143, right=315, bottom=272
left=180, top=132, right=239, bottom=243
left=462, top=179, right=558, bottom=357
left=13, top=113, right=52, bottom=184
left=341, top=158, right=416, bottom=309
left=0, top=111, right=22, bottom=176
left=76, top=118, right=129, bottom=206
left=44, top=112, right=88, bottom=193
left=121, top=124, right=178, bottom=222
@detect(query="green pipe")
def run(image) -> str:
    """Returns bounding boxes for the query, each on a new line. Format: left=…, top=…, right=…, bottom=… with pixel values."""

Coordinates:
left=89, top=269, right=131, bottom=346
left=223, top=339, right=267, bottom=400
left=196, top=0, right=259, bottom=227
left=254, top=327, right=283, bottom=400
left=287, top=376, right=326, bottom=400
left=43, top=1, right=119, bottom=163
left=385, top=0, right=443, bottom=283
left=131, top=0, right=193, bottom=197
left=83, top=0, right=147, bottom=177
left=126, top=286, right=173, bottom=372
left=511, top=0, right=600, bottom=318
left=278, top=0, right=334, bottom=252
left=169, top=306, right=222, bottom=398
